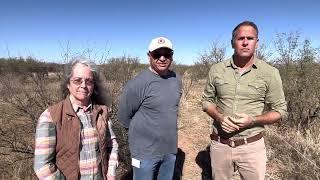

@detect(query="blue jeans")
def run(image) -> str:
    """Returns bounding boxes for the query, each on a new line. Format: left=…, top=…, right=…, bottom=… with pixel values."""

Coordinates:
left=133, top=154, right=176, bottom=180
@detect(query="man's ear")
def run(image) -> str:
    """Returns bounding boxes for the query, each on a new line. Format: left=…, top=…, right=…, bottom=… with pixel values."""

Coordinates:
left=255, top=38, right=259, bottom=49
left=231, top=39, right=234, bottom=49
left=148, top=53, right=152, bottom=62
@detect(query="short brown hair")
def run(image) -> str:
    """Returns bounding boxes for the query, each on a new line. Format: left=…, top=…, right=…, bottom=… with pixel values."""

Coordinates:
left=232, top=21, right=259, bottom=41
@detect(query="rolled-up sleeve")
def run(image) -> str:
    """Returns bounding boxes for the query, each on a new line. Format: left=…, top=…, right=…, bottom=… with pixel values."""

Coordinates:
left=266, top=69, right=288, bottom=120
left=202, top=66, right=217, bottom=111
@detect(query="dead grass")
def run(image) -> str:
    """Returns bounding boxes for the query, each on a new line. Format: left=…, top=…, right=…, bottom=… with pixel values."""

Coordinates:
left=178, top=80, right=211, bottom=179
left=178, top=80, right=320, bottom=180
left=1, top=75, right=319, bottom=179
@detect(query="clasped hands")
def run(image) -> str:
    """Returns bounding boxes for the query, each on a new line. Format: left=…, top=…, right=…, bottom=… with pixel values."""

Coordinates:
left=220, top=113, right=255, bottom=133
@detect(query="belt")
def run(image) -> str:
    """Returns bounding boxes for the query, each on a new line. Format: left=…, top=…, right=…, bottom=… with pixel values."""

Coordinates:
left=210, top=132, right=263, bottom=148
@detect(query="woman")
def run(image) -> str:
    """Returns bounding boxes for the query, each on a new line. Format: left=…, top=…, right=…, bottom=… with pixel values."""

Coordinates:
left=34, top=57, right=118, bottom=180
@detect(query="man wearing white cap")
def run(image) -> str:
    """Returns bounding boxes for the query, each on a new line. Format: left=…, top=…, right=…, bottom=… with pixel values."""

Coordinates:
left=118, top=36, right=182, bottom=180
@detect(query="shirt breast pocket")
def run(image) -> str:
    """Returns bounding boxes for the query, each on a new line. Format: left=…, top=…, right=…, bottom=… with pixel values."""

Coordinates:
left=248, top=80, right=267, bottom=98
left=215, top=79, right=230, bottom=96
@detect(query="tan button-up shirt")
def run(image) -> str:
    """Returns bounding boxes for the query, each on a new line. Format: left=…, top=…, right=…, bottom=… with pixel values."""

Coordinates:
left=202, top=57, right=287, bottom=138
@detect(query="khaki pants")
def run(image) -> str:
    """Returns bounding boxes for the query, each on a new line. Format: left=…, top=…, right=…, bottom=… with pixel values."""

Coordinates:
left=210, top=137, right=267, bottom=180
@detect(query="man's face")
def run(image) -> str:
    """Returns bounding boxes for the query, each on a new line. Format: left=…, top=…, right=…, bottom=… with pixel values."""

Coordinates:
left=148, top=48, right=173, bottom=75
left=67, top=63, right=94, bottom=105
left=232, top=25, right=258, bottom=58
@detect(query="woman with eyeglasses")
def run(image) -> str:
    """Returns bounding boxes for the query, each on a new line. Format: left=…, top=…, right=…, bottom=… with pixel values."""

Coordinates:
left=34, top=57, right=118, bottom=180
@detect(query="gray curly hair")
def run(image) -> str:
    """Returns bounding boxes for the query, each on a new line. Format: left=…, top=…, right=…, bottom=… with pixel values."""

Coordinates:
left=61, top=56, right=111, bottom=106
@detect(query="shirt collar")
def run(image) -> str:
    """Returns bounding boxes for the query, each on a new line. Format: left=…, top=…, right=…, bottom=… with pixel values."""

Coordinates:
left=69, top=96, right=93, bottom=113
left=225, top=56, right=259, bottom=69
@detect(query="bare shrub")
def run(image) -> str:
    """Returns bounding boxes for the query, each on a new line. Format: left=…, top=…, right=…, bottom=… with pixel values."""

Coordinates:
left=170, top=62, right=189, bottom=77
left=101, top=56, right=146, bottom=177
left=170, top=63, right=194, bottom=100
left=266, top=126, right=320, bottom=179
left=198, top=41, right=226, bottom=65
left=194, top=41, right=227, bottom=80
left=256, top=42, right=273, bottom=61
left=181, top=40, right=226, bottom=100
left=0, top=65, right=60, bottom=179
left=268, top=32, right=320, bottom=179
left=275, top=35, right=320, bottom=130
left=274, top=31, right=300, bottom=65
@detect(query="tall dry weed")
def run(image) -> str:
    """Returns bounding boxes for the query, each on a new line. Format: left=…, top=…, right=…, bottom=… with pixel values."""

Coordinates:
left=0, top=71, right=60, bottom=179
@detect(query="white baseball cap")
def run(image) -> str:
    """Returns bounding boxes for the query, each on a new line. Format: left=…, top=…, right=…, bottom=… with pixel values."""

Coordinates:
left=148, top=36, right=173, bottom=52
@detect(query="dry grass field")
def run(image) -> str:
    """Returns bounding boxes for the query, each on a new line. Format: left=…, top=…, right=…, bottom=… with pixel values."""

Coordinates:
left=177, top=80, right=320, bottom=180
left=178, top=79, right=211, bottom=179
left=0, top=74, right=320, bottom=180
left=2, top=32, right=320, bottom=179
left=1, top=54, right=320, bottom=179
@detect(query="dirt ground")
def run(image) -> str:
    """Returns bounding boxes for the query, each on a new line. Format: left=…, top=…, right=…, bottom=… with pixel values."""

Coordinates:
left=177, top=81, right=245, bottom=180
left=177, top=81, right=213, bottom=180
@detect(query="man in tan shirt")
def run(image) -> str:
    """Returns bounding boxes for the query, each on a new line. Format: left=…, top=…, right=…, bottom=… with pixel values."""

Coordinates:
left=202, top=21, right=287, bottom=179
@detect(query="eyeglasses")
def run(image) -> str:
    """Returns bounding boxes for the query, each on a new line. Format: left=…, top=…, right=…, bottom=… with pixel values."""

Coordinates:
left=70, top=77, right=95, bottom=86
left=150, top=51, right=173, bottom=59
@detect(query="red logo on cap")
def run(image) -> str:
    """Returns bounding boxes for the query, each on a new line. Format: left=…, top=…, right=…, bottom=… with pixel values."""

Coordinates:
left=158, top=38, right=165, bottom=44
